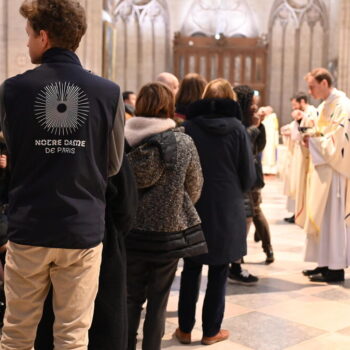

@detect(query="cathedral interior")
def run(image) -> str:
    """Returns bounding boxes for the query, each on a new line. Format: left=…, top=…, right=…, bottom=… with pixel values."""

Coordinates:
left=1, top=0, right=350, bottom=125
left=1, top=1, right=350, bottom=349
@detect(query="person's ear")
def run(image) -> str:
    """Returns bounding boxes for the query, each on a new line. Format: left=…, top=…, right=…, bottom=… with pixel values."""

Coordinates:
left=39, top=29, right=51, bottom=49
left=321, top=79, right=328, bottom=89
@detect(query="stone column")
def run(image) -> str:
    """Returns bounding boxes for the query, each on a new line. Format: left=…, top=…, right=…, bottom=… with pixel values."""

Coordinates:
left=77, top=0, right=103, bottom=75
left=0, top=0, right=8, bottom=82
left=1, top=0, right=103, bottom=80
left=338, top=0, right=350, bottom=95
left=6, top=0, right=33, bottom=78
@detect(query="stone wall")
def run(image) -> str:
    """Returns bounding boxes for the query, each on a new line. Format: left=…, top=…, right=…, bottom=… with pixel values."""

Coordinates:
left=0, top=0, right=103, bottom=82
left=338, top=0, right=350, bottom=96
left=0, top=0, right=7, bottom=82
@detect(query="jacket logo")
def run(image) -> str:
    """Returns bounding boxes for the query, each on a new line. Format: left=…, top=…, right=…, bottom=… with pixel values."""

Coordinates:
left=34, top=82, right=89, bottom=136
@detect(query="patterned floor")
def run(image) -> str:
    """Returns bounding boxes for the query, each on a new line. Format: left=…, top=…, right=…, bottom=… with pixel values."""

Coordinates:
left=137, top=177, right=350, bottom=350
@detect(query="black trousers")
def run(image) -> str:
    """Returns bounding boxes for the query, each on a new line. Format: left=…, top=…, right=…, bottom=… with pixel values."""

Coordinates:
left=127, top=254, right=178, bottom=350
left=252, top=189, right=272, bottom=252
left=178, top=258, right=229, bottom=337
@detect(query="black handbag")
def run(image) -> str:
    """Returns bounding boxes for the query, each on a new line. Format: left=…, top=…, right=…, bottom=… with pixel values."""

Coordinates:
left=253, top=157, right=265, bottom=190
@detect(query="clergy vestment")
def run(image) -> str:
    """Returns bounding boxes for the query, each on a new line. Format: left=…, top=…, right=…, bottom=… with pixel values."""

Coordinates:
left=262, top=112, right=279, bottom=174
left=304, top=89, right=350, bottom=269
left=293, top=105, right=317, bottom=227
left=281, top=122, right=297, bottom=212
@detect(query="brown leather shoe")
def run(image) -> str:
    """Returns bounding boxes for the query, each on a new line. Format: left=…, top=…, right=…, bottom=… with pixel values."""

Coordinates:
left=173, top=328, right=191, bottom=344
left=201, top=329, right=230, bottom=345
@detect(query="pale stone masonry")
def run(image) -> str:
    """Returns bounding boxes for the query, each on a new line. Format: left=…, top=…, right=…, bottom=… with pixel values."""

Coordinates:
left=338, top=0, right=350, bottom=96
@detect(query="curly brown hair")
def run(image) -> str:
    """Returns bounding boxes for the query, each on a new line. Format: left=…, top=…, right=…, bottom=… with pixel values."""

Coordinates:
left=135, top=83, right=175, bottom=119
left=20, top=0, right=87, bottom=51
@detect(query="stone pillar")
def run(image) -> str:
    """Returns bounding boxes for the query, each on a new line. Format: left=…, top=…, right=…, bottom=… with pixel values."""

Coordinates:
left=0, top=0, right=8, bottom=82
left=338, top=0, right=350, bottom=96
left=7, top=0, right=34, bottom=77
left=76, top=0, right=103, bottom=75
left=1, top=0, right=103, bottom=80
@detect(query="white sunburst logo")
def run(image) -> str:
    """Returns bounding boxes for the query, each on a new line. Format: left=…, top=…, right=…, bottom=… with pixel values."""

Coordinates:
left=34, top=82, right=89, bottom=136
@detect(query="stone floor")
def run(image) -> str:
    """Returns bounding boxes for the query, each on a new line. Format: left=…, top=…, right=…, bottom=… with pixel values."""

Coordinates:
left=137, top=176, right=350, bottom=350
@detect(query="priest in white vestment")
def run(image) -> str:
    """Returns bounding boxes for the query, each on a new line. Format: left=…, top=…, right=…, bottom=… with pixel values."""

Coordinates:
left=261, top=107, right=279, bottom=174
left=290, top=95, right=317, bottom=227
left=280, top=93, right=317, bottom=224
left=303, top=68, right=350, bottom=283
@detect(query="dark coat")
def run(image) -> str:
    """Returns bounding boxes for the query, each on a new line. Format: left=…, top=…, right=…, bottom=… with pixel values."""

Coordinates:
left=34, top=156, right=138, bottom=350
left=184, top=98, right=256, bottom=265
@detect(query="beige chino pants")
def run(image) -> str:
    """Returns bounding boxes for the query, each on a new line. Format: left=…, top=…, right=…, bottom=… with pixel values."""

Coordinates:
left=0, top=241, right=102, bottom=350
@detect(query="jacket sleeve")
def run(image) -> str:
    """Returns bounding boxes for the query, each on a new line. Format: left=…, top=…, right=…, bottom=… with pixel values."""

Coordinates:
left=0, top=83, right=8, bottom=145
left=106, top=155, right=138, bottom=236
left=184, top=137, right=203, bottom=204
left=255, top=124, right=266, bottom=153
left=238, top=128, right=256, bottom=192
left=108, top=93, right=125, bottom=177
left=247, top=125, right=260, bottom=144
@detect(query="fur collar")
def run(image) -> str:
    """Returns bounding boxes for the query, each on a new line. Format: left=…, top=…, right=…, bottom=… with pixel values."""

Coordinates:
left=125, top=116, right=176, bottom=147
left=187, top=98, right=242, bottom=121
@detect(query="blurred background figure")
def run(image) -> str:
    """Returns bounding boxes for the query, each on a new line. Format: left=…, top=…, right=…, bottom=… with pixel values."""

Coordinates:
left=280, top=92, right=317, bottom=225
left=175, top=73, right=207, bottom=125
left=123, top=91, right=137, bottom=120
left=261, top=106, right=279, bottom=174
left=156, top=72, right=179, bottom=96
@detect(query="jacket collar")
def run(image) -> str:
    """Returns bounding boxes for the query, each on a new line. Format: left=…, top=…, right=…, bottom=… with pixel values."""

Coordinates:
left=187, top=98, right=242, bottom=121
left=41, top=48, right=82, bottom=66
left=125, top=116, right=176, bottom=147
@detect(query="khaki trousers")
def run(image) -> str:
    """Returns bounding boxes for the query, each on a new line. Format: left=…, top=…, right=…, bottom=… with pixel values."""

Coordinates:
left=0, top=241, right=102, bottom=350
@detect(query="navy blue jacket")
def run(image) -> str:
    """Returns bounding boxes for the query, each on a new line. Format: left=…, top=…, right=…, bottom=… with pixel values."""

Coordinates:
left=0, top=48, right=124, bottom=249
left=185, top=98, right=256, bottom=264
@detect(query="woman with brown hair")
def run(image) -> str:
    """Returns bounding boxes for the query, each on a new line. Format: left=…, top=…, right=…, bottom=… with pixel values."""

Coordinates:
left=174, top=79, right=256, bottom=345
left=175, top=73, right=207, bottom=124
left=125, top=82, right=207, bottom=350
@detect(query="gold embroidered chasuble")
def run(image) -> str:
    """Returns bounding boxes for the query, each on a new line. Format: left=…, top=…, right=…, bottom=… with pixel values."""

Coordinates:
left=293, top=105, right=317, bottom=228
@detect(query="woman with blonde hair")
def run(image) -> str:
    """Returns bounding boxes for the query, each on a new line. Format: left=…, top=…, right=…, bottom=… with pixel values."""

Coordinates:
left=175, top=73, right=207, bottom=124
left=125, top=82, right=207, bottom=350
left=174, top=78, right=256, bottom=345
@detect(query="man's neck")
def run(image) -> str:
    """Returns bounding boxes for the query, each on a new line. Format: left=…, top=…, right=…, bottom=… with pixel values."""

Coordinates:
left=323, top=88, right=333, bottom=101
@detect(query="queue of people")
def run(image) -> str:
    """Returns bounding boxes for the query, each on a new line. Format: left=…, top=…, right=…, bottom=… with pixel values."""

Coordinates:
left=0, top=1, right=349, bottom=350
left=0, top=1, right=265, bottom=344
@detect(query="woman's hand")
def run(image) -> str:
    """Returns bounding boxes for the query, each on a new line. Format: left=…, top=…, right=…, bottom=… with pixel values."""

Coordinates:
left=0, top=155, right=6, bottom=169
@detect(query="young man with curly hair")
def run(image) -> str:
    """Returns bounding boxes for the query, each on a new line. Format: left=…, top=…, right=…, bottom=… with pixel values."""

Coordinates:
left=0, top=0, right=125, bottom=349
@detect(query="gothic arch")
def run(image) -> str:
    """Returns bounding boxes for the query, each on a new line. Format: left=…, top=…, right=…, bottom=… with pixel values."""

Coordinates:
left=181, top=0, right=259, bottom=38
left=103, top=0, right=170, bottom=91
left=268, top=0, right=329, bottom=124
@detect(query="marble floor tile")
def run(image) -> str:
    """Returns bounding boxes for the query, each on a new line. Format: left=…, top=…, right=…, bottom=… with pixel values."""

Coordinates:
left=226, top=290, right=303, bottom=309
left=284, top=333, right=350, bottom=350
left=134, top=178, right=350, bottom=349
left=313, top=287, right=350, bottom=301
left=337, top=326, right=350, bottom=336
left=222, top=311, right=324, bottom=350
left=260, top=295, right=350, bottom=331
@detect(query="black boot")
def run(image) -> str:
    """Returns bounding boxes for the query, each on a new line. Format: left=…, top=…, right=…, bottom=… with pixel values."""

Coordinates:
left=265, top=248, right=274, bottom=264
